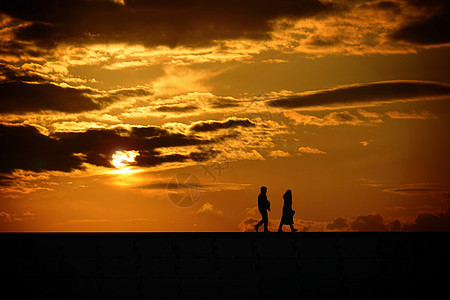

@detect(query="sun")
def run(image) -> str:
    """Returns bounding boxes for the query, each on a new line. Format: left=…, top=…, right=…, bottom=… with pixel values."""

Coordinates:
left=111, top=150, right=139, bottom=169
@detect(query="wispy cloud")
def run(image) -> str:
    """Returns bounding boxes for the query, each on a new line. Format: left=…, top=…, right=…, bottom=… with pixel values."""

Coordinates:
left=195, top=202, right=223, bottom=216
left=284, top=111, right=363, bottom=126
left=0, top=210, right=35, bottom=222
left=385, top=110, right=437, bottom=120
left=297, top=146, right=327, bottom=155
left=360, top=140, right=374, bottom=147
left=268, top=150, right=291, bottom=158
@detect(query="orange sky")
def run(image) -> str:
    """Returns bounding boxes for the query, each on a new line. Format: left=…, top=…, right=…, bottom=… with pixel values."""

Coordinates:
left=1, top=0, right=450, bottom=231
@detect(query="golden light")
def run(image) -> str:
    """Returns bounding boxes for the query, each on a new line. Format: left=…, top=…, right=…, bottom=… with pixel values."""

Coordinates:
left=111, top=150, right=139, bottom=169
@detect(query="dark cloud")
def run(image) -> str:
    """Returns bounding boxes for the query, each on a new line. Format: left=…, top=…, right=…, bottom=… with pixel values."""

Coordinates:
left=359, top=1, right=401, bottom=13
left=385, top=187, right=441, bottom=195
left=388, top=220, right=402, bottom=232
left=129, top=126, right=170, bottom=138
left=329, top=111, right=359, bottom=123
left=243, top=206, right=450, bottom=232
left=0, top=62, right=103, bottom=113
left=307, top=35, right=343, bottom=47
left=0, top=63, right=45, bottom=83
left=208, top=98, right=242, bottom=109
left=134, top=153, right=188, bottom=167
left=54, top=128, right=211, bottom=166
left=267, top=81, right=450, bottom=109
left=155, top=105, right=198, bottom=112
left=190, top=118, right=256, bottom=132
left=383, top=184, right=448, bottom=197
left=93, top=87, right=153, bottom=106
left=146, top=133, right=211, bottom=149
left=0, top=173, right=13, bottom=186
left=323, top=209, right=450, bottom=232
left=390, top=0, right=450, bottom=45
left=350, top=214, right=388, bottom=232
left=0, top=40, right=47, bottom=61
left=402, top=209, right=450, bottom=232
left=0, top=124, right=84, bottom=173
left=139, top=178, right=238, bottom=191
left=326, top=217, right=347, bottom=230
left=0, top=82, right=100, bottom=113
left=0, top=0, right=337, bottom=48
left=189, top=149, right=219, bottom=162
left=327, top=214, right=390, bottom=232
left=0, top=123, right=211, bottom=173
left=136, top=182, right=174, bottom=190
left=108, top=87, right=153, bottom=98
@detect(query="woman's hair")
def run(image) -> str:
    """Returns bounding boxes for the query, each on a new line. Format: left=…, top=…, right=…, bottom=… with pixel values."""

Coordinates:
left=283, top=189, right=292, bottom=199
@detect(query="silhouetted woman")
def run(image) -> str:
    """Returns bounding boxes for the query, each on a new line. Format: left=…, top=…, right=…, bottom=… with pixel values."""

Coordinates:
left=278, top=190, right=298, bottom=232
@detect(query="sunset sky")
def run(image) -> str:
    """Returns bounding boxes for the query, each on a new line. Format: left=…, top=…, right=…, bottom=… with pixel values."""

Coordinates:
left=1, top=0, right=449, bottom=231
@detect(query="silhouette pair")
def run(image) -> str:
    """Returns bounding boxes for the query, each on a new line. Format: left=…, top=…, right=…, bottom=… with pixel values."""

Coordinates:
left=254, top=186, right=298, bottom=232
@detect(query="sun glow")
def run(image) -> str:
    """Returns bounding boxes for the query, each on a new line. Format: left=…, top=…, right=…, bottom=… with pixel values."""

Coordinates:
left=111, top=150, right=139, bottom=169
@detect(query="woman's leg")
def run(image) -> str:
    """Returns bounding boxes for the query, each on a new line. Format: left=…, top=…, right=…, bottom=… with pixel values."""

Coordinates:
left=278, top=221, right=283, bottom=232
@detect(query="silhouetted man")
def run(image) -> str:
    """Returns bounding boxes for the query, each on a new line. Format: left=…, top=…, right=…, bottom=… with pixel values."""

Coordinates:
left=255, top=186, right=271, bottom=232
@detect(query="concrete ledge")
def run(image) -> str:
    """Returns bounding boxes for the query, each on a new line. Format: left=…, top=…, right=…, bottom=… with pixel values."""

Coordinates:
left=1, top=233, right=449, bottom=299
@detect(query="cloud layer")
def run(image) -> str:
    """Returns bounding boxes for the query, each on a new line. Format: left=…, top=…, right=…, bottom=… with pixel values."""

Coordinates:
left=284, top=111, right=363, bottom=126
left=0, top=82, right=99, bottom=113
left=240, top=209, right=450, bottom=232
left=189, top=118, right=256, bottom=132
left=0, top=123, right=211, bottom=173
left=389, top=0, right=450, bottom=46
left=326, top=209, right=450, bottom=232
left=0, top=0, right=335, bottom=48
left=268, top=81, right=450, bottom=109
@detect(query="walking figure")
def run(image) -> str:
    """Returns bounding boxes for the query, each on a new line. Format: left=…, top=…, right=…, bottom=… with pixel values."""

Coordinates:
left=278, top=189, right=298, bottom=232
left=255, top=186, right=271, bottom=232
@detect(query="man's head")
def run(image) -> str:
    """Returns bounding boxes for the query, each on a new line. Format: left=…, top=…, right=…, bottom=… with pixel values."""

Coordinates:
left=260, top=186, right=267, bottom=194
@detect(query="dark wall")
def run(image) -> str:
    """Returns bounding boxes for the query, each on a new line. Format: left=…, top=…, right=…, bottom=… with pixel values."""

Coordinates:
left=1, top=233, right=449, bottom=299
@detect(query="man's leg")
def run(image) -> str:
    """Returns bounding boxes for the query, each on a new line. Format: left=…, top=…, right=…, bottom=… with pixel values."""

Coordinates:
left=262, top=211, right=269, bottom=232
left=255, top=211, right=266, bottom=231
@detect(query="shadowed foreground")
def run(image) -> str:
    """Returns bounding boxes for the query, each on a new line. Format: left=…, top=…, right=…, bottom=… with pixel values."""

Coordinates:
left=1, top=232, right=449, bottom=299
